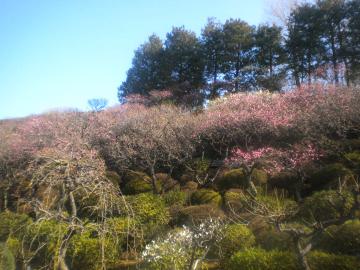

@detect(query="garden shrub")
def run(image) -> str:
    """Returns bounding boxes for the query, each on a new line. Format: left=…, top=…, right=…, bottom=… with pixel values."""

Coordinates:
left=105, top=170, right=122, bottom=187
left=308, top=251, right=360, bottom=270
left=316, top=219, right=360, bottom=256
left=127, top=193, right=170, bottom=236
left=344, top=151, right=360, bottom=174
left=191, top=189, right=222, bottom=207
left=0, top=243, right=15, bottom=270
left=216, top=169, right=246, bottom=190
left=68, top=224, right=121, bottom=270
left=308, top=163, right=352, bottom=190
left=25, top=219, right=69, bottom=269
left=163, top=190, right=187, bottom=207
left=218, top=224, right=255, bottom=259
left=226, top=248, right=299, bottom=270
left=155, top=173, right=180, bottom=193
left=268, top=171, right=298, bottom=193
left=181, top=181, right=198, bottom=191
left=256, top=228, right=294, bottom=251
left=223, top=189, right=246, bottom=213
left=177, top=205, right=225, bottom=225
left=251, top=168, right=268, bottom=186
left=123, top=171, right=153, bottom=195
left=299, top=190, right=354, bottom=223
left=0, top=211, right=31, bottom=241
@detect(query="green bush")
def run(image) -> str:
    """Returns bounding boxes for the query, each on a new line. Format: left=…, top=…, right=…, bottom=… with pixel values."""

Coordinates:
left=226, top=248, right=299, bottom=270
left=0, top=243, right=15, bottom=270
left=299, top=190, right=354, bottom=223
left=191, top=189, right=222, bottom=207
left=309, top=163, right=352, bottom=190
left=181, top=181, right=198, bottom=191
left=155, top=173, right=180, bottom=193
left=256, top=228, right=294, bottom=251
left=251, top=169, right=268, bottom=186
left=223, top=189, right=246, bottom=213
left=68, top=224, right=122, bottom=270
left=216, top=169, right=247, bottom=190
left=344, top=151, right=360, bottom=174
left=25, top=220, right=69, bottom=269
left=177, top=205, right=225, bottom=225
left=127, top=193, right=169, bottom=235
left=0, top=211, right=31, bottom=241
left=316, top=219, right=360, bottom=256
left=105, top=170, right=122, bottom=186
left=268, top=171, right=298, bottom=193
left=163, top=190, right=187, bottom=207
left=308, top=251, right=360, bottom=270
left=123, top=171, right=154, bottom=194
left=218, top=224, right=255, bottom=259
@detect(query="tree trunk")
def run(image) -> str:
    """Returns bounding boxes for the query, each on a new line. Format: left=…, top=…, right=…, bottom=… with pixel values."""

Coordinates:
left=293, top=234, right=311, bottom=270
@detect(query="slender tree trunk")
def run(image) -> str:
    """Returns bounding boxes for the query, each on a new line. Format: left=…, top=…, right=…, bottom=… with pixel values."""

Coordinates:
left=294, top=237, right=311, bottom=270
left=150, top=166, right=159, bottom=194
left=330, top=34, right=339, bottom=85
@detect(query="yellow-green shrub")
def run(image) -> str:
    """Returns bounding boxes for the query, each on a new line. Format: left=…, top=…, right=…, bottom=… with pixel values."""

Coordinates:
left=308, top=251, right=360, bottom=270
left=226, top=248, right=299, bottom=270
left=123, top=171, right=153, bottom=195
left=316, top=219, right=360, bottom=255
left=216, top=169, right=246, bottom=190
left=177, top=205, right=225, bottom=225
left=127, top=193, right=169, bottom=237
left=0, top=211, right=31, bottom=241
left=299, top=190, right=354, bottom=223
left=0, top=243, right=15, bottom=270
left=191, top=189, right=222, bottom=207
left=218, top=224, right=255, bottom=259
left=251, top=169, right=268, bottom=186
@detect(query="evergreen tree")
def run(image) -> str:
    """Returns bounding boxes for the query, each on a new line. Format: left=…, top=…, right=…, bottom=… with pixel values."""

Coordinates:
left=254, top=24, right=285, bottom=91
left=222, top=19, right=255, bottom=92
left=164, top=26, right=205, bottom=104
left=201, top=18, right=225, bottom=98
left=286, top=3, right=324, bottom=86
left=118, top=34, right=167, bottom=102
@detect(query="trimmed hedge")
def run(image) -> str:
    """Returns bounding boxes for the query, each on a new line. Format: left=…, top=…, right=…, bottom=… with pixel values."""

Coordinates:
left=226, top=248, right=299, bottom=270
left=191, top=189, right=222, bottom=207
left=218, top=224, right=255, bottom=259
left=217, top=169, right=247, bottom=190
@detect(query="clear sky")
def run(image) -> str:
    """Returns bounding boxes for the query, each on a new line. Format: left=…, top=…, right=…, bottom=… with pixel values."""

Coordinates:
left=0, top=0, right=266, bottom=119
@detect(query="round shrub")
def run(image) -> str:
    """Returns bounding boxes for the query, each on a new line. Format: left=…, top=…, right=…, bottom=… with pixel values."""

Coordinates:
left=127, top=193, right=170, bottom=228
left=25, top=220, right=69, bottom=269
left=177, top=204, right=225, bottom=225
left=163, top=190, right=187, bottom=207
left=308, top=251, right=360, bottom=270
left=218, top=224, right=255, bottom=259
left=191, top=189, right=222, bottom=207
left=223, top=189, right=246, bottom=213
left=155, top=173, right=180, bottom=193
left=316, top=219, right=360, bottom=256
left=299, top=190, right=354, bottom=223
left=0, top=211, right=31, bottom=241
left=256, top=228, right=294, bottom=251
left=0, top=243, right=15, bottom=270
left=308, top=163, right=352, bottom=190
left=226, top=248, right=298, bottom=270
left=181, top=181, right=198, bottom=191
left=123, top=171, right=153, bottom=195
left=216, top=169, right=246, bottom=190
left=68, top=226, right=119, bottom=270
left=251, top=168, right=268, bottom=186
left=105, top=170, right=122, bottom=187
left=268, top=171, right=298, bottom=193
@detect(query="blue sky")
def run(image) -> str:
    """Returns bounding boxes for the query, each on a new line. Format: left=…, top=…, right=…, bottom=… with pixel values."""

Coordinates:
left=0, top=0, right=266, bottom=119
